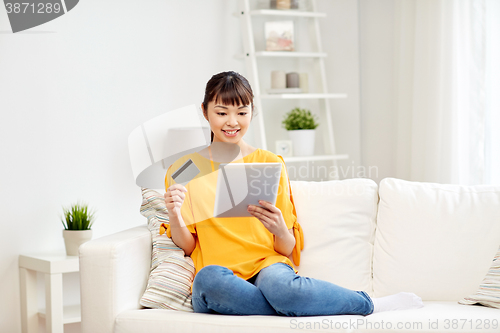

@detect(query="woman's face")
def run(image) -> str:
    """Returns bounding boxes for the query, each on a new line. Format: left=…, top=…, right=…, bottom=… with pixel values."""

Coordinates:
left=203, top=99, right=252, bottom=145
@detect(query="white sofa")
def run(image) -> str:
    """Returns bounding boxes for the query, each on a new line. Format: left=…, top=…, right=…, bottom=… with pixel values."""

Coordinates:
left=80, top=178, right=500, bottom=333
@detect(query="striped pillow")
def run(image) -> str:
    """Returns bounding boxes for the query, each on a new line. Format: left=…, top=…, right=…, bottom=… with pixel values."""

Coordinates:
left=139, top=188, right=195, bottom=312
left=459, top=246, right=500, bottom=309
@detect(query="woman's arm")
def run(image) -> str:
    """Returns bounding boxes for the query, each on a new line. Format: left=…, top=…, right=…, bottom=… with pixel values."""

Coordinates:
left=168, top=211, right=196, bottom=256
left=273, top=228, right=296, bottom=257
left=164, top=185, right=196, bottom=255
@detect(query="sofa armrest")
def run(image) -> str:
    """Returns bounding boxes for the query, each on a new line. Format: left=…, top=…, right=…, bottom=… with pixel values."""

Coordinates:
left=80, top=225, right=151, bottom=333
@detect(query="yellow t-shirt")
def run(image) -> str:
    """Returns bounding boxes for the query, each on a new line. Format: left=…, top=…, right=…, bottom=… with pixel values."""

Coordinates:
left=164, top=148, right=303, bottom=280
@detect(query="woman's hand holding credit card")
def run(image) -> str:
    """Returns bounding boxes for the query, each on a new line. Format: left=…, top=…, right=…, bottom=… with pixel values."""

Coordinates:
left=164, top=183, right=187, bottom=219
left=163, top=159, right=199, bottom=223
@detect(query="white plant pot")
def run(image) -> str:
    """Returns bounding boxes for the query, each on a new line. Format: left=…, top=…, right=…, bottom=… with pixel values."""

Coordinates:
left=288, top=129, right=316, bottom=156
left=63, top=230, right=93, bottom=256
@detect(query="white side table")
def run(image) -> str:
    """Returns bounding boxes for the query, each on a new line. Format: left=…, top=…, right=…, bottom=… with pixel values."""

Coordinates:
left=19, top=253, right=80, bottom=333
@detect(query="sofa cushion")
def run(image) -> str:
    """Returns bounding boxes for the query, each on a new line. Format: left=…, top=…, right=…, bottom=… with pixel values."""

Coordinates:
left=114, top=302, right=500, bottom=333
left=139, top=188, right=195, bottom=311
left=358, top=301, right=500, bottom=333
left=460, top=245, right=500, bottom=309
left=290, top=178, right=378, bottom=294
left=373, top=178, right=500, bottom=300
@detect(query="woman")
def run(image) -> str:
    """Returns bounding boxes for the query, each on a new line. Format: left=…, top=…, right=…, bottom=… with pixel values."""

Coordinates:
left=163, top=71, right=423, bottom=316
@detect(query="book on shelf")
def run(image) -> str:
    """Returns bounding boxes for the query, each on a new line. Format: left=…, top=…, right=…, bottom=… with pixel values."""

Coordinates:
left=265, top=21, right=294, bottom=51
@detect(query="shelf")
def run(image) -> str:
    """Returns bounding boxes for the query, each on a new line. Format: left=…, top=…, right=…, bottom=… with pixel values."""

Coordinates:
left=283, top=154, right=349, bottom=163
left=39, top=304, right=81, bottom=324
left=255, top=51, right=327, bottom=58
left=249, top=9, right=326, bottom=18
left=261, top=93, right=348, bottom=99
left=235, top=51, right=327, bottom=60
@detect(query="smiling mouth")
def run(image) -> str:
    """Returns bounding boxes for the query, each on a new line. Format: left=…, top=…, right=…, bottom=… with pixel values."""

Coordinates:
left=222, top=129, right=240, bottom=134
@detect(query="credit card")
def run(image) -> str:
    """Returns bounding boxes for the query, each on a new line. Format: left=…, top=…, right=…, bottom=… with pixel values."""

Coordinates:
left=171, top=159, right=200, bottom=186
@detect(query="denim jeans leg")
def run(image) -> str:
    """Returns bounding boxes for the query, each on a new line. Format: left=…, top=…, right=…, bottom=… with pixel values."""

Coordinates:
left=191, top=265, right=278, bottom=315
left=255, top=263, right=374, bottom=316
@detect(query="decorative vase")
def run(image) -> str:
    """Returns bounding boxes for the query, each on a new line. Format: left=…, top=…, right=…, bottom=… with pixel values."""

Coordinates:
left=63, top=230, right=93, bottom=256
left=286, top=72, right=300, bottom=88
left=287, top=129, right=315, bottom=156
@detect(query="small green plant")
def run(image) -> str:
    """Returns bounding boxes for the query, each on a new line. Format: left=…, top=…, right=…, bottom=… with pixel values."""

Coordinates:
left=61, top=202, right=96, bottom=230
left=282, top=107, right=319, bottom=130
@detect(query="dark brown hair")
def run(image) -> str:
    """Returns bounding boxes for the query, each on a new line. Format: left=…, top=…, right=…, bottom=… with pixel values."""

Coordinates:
left=202, top=71, right=255, bottom=143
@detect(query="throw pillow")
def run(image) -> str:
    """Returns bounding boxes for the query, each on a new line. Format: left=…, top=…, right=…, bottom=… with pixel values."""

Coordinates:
left=459, top=245, right=500, bottom=309
left=139, top=188, right=195, bottom=312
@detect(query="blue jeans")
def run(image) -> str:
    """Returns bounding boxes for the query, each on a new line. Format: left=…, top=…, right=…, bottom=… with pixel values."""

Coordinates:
left=191, top=263, right=374, bottom=316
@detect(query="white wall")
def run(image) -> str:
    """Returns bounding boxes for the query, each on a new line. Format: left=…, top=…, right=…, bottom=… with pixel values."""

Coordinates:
left=359, top=0, right=396, bottom=183
left=0, top=1, right=362, bottom=332
left=0, top=1, right=244, bottom=332
left=314, top=0, right=362, bottom=180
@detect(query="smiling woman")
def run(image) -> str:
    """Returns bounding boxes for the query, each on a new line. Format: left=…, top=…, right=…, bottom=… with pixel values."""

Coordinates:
left=162, top=71, right=423, bottom=317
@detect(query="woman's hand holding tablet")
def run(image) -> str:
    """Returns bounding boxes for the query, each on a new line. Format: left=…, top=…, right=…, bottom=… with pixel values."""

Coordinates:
left=247, top=200, right=288, bottom=238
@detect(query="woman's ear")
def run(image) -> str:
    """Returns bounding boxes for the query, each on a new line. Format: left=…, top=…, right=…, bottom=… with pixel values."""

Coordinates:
left=201, top=103, right=209, bottom=121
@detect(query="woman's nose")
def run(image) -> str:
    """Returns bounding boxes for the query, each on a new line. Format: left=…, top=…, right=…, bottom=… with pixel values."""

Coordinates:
left=226, top=116, right=238, bottom=127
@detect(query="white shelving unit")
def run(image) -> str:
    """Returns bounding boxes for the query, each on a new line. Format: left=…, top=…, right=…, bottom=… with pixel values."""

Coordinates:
left=236, top=0, right=348, bottom=177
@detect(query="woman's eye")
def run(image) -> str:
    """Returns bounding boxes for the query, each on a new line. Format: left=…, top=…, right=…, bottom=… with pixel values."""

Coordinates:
left=239, top=113, right=248, bottom=116
left=217, top=113, right=226, bottom=116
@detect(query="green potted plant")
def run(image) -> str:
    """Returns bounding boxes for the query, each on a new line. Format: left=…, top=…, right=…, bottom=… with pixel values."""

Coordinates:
left=282, top=107, right=319, bottom=156
left=61, top=202, right=95, bottom=256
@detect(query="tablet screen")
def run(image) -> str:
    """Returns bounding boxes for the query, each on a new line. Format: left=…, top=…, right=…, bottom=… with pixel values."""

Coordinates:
left=214, top=163, right=282, bottom=218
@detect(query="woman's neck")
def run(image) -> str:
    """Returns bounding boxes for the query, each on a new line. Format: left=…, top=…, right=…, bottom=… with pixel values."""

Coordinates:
left=197, top=142, right=257, bottom=161
left=212, top=140, right=256, bottom=157
left=239, top=145, right=257, bottom=157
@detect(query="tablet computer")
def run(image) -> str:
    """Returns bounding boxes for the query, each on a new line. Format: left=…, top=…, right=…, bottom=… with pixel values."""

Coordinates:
left=214, top=162, right=282, bottom=218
